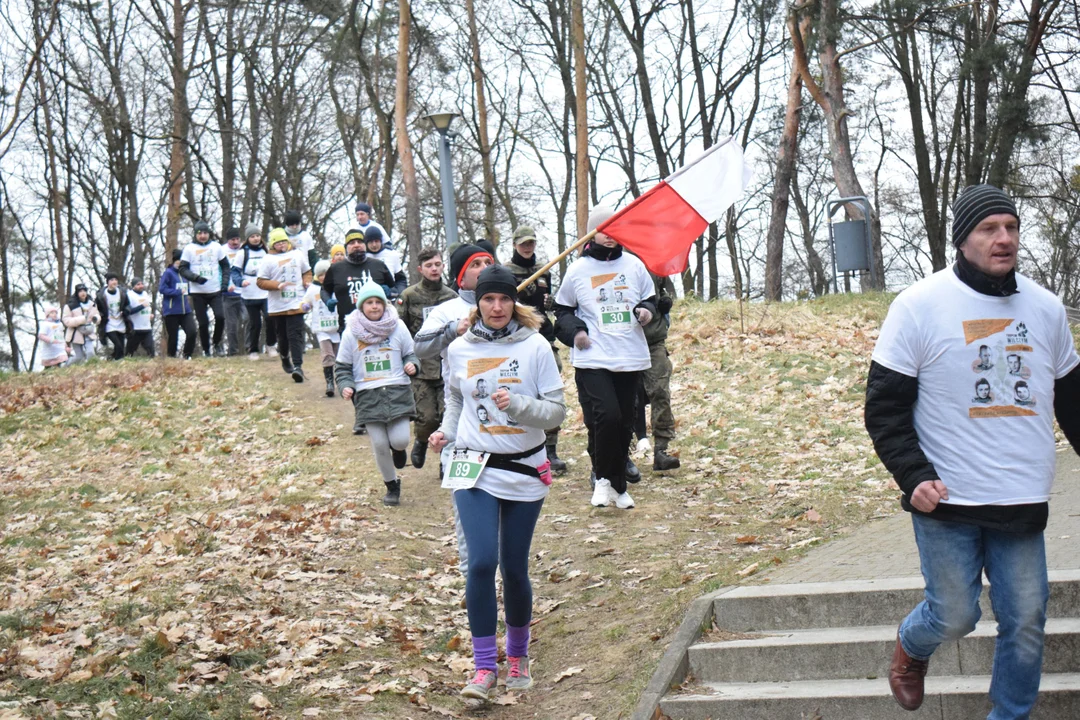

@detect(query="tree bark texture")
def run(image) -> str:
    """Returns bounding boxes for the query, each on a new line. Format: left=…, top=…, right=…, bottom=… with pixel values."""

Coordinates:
left=395, top=0, right=422, bottom=279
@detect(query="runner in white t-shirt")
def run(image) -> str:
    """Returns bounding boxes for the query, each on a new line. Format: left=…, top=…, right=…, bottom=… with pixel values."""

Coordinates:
left=429, top=265, right=565, bottom=701
left=553, top=206, right=657, bottom=509
left=37, top=306, right=69, bottom=368
left=125, top=278, right=155, bottom=357
left=364, top=226, right=407, bottom=298
left=284, top=209, right=317, bottom=269
left=256, top=228, right=312, bottom=383
left=303, top=260, right=343, bottom=397
left=414, top=243, right=495, bottom=578
left=230, top=224, right=275, bottom=359
left=336, top=282, right=418, bottom=506
left=865, top=184, right=1080, bottom=715
left=179, top=220, right=231, bottom=357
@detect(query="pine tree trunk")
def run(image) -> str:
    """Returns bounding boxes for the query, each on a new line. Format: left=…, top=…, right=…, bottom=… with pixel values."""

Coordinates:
left=764, top=54, right=804, bottom=301
left=395, top=0, right=422, bottom=278
left=572, top=0, right=589, bottom=239
left=466, top=0, right=497, bottom=247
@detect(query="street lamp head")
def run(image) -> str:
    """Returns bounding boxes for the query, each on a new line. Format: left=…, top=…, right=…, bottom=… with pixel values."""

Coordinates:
left=423, top=110, right=460, bottom=133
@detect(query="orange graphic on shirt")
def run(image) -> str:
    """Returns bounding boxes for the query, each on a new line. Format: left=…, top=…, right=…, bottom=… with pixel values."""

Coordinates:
left=467, top=357, right=508, bottom=378
left=963, top=319, right=1013, bottom=344
left=479, top=424, right=527, bottom=435
left=1006, top=344, right=1034, bottom=353
left=969, top=405, right=1038, bottom=419
left=591, top=273, right=618, bottom=289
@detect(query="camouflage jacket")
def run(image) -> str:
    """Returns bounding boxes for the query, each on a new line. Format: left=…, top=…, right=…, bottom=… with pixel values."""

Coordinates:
left=397, top=278, right=458, bottom=381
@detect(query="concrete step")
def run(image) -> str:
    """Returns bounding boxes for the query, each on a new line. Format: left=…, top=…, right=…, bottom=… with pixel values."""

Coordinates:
left=714, top=570, right=1080, bottom=632
left=659, top=672, right=1080, bottom=720
left=688, top=618, right=1080, bottom=683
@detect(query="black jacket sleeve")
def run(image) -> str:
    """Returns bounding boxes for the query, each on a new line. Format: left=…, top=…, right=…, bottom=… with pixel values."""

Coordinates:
left=389, top=269, right=408, bottom=299
left=635, top=294, right=658, bottom=319
left=1055, top=364, right=1080, bottom=454
left=177, top=260, right=201, bottom=283
left=864, top=360, right=938, bottom=497
left=553, top=302, right=587, bottom=348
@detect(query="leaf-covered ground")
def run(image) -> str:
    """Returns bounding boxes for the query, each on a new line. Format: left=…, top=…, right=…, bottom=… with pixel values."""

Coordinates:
left=0, top=295, right=900, bottom=719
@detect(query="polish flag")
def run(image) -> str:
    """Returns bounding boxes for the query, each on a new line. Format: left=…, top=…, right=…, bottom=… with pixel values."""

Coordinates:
left=597, top=137, right=753, bottom=276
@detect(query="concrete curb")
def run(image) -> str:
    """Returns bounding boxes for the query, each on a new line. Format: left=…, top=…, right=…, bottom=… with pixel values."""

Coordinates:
left=631, top=587, right=735, bottom=720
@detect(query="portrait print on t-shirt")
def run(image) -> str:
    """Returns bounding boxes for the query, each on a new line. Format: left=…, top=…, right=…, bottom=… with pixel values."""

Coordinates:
left=964, top=318, right=1038, bottom=418
left=590, top=272, right=633, bottom=337
left=465, top=355, right=527, bottom=435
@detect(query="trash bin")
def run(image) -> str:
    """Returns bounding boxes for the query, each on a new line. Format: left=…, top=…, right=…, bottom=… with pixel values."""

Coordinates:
left=833, top=219, right=869, bottom=273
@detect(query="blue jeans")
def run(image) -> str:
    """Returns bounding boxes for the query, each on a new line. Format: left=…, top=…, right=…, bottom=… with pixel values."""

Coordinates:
left=454, top=488, right=544, bottom=638
left=899, top=513, right=1049, bottom=720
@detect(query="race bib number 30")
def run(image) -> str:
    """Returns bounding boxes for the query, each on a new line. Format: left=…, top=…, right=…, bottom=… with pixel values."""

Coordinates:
left=441, top=449, right=489, bottom=490
left=599, top=303, right=632, bottom=334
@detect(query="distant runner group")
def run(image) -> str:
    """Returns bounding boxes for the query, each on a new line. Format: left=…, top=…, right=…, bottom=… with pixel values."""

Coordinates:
left=36, top=200, right=683, bottom=701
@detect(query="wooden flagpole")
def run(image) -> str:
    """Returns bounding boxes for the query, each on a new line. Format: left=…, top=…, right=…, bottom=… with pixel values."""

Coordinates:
left=515, top=229, right=596, bottom=292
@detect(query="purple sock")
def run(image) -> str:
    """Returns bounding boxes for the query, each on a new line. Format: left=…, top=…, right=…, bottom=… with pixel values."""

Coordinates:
left=472, top=635, right=498, bottom=671
left=506, top=624, right=530, bottom=658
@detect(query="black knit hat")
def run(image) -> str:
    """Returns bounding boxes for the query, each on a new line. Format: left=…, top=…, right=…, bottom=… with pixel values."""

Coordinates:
left=474, top=265, right=518, bottom=304
left=284, top=209, right=301, bottom=227
left=355, top=201, right=373, bottom=214
left=952, top=185, right=1019, bottom=248
left=364, top=226, right=384, bottom=244
left=226, top=226, right=241, bottom=241
left=172, top=248, right=183, bottom=262
left=105, top=271, right=119, bottom=282
left=450, top=243, right=494, bottom=290
left=193, top=220, right=211, bottom=235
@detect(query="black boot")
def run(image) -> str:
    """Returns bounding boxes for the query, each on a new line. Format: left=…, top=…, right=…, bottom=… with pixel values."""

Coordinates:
left=392, top=448, right=407, bottom=469
left=291, top=366, right=305, bottom=383
left=383, top=478, right=401, bottom=506
left=323, top=367, right=335, bottom=397
left=626, top=458, right=642, bottom=484
left=411, top=438, right=427, bottom=469
left=654, top=447, right=681, bottom=471
left=546, top=444, right=568, bottom=475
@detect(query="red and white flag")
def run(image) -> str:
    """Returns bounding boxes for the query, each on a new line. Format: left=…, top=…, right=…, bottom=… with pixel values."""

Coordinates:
left=597, top=137, right=753, bottom=276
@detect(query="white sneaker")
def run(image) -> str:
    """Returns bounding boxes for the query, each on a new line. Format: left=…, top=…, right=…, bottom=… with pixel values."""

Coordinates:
left=248, top=352, right=259, bottom=361
left=591, top=478, right=614, bottom=507
left=264, top=346, right=277, bottom=357
left=615, top=490, right=635, bottom=509
left=636, top=437, right=652, bottom=456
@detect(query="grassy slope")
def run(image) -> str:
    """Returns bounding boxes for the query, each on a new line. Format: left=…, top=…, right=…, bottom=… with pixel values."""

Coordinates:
left=0, top=294, right=899, bottom=719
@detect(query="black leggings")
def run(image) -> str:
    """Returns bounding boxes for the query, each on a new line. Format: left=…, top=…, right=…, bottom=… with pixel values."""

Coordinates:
left=164, top=314, right=197, bottom=358
left=190, top=292, right=224, bottom=355
left=575, top=368, right=640, bottom=493
left=105, top=331, right=126, bottom=360
left=244, top=300, right=276, bottom=353
left=274, top=313, right=306, bottom=370
left=126, top=330, right=155, bottom=357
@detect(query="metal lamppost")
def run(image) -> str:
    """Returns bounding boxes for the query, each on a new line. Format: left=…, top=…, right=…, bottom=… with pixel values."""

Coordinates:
left=423, top=110, right=461, bottom=247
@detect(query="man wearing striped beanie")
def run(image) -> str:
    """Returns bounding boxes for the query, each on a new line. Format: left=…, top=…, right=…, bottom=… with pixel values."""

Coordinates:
left=865, top=184, right=1080, bottom=715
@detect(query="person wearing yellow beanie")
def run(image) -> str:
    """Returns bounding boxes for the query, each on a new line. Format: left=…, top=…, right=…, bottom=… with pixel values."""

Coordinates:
left=256, top=227, right=312, bottom=382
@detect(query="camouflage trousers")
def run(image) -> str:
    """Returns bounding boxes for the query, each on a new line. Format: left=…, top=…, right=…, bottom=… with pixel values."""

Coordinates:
left=642, top=341, right=675, bottom=449
left=412, top=377, right=444, bottom=444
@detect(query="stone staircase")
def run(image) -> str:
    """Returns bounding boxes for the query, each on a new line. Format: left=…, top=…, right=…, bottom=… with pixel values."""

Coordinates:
left=657, top=570, right=1080, bottom=719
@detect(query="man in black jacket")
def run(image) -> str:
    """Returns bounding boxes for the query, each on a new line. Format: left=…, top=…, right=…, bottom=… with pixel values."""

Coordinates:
left=865, top=184, right=1080, bottom=716
left=321, top=228, right=395, bottom=331
left=96, top=272, right=131, bottom=361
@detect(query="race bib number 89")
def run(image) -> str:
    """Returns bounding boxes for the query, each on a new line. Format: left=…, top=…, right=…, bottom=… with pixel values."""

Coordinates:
left=441, top=449, right=489, bottom=490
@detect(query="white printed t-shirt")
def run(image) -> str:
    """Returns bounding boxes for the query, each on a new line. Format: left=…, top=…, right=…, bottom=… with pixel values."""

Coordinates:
left=554, top=252, right=653, bottom=372
left=336, top=318, right=414, bottom=391
left=126, top=290, right=152, bottom=331
left=103, top=289, right=125, bottom=333
left=257, top=249, right=310, bottom=315
left=303, top=284, right=341, bottom=343
left=446, top=331, right=563, bottom=502
left=233, top=246, right=269, bottom=301
left=369, top=247, right=402, bottom=276
left=39, top=320, right=67, bottom=362
left=872, top=268, right=1080, bottom=506
left=417, top=296, right=474, bottom=384
left=221, top=243, right=244, bottom=293
left=181, top=241, right=227, bottom=294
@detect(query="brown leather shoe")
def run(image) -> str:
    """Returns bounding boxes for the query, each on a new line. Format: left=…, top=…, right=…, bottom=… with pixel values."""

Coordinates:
left=889, top=633, right=929, bottom=711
